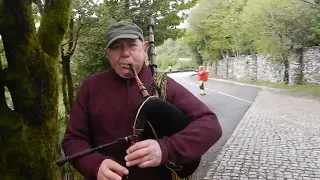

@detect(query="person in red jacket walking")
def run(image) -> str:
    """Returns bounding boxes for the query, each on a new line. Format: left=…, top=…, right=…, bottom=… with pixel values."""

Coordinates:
left=195, top=65, right=209, bottom=95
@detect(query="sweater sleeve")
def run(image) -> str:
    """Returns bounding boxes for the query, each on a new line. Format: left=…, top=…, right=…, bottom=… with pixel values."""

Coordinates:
left=61, top=79, right=108, bottom=179
left=157, top=77, right=222, bottom=165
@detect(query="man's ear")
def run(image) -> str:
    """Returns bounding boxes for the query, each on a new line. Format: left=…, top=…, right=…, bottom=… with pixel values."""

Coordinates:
left=104, top=47, right=109, bottom=57
left=143, top=41, right=149, bottom=53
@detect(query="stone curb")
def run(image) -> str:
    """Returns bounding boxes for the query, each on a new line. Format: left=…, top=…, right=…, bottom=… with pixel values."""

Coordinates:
left=208, top=77, right=289, bottom=92
left=208, top=77, right=320, bottom=101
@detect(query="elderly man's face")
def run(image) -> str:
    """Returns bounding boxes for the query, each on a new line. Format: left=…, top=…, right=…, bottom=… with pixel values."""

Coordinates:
left=105, top=38, right=148, bottom=78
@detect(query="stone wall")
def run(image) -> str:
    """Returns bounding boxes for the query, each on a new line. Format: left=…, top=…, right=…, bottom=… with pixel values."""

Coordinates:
left=303, top=47, right=320, bottom=84
left=206, top=46, right=320, bottom=85
left=256, top=55, right=285, bottom=83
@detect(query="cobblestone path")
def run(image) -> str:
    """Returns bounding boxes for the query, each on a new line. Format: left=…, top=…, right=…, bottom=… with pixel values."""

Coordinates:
left=204, top=90, right=320, bottom=180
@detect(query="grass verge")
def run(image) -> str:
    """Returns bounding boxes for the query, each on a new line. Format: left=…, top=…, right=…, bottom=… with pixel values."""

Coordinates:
left=235, top=79, right=320, bottom=97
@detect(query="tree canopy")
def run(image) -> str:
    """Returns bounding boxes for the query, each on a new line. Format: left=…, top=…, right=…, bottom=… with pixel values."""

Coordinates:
left=0, top=0, right=199, bottom=179
left=182, top=0, right=320, bottom=63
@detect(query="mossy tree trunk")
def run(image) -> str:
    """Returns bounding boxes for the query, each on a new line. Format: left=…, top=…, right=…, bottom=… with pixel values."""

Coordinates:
left=0, top=0, right=72, bottom=179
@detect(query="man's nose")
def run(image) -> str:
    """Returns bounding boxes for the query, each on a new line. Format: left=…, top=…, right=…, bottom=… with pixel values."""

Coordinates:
left=121, top=47, right=130, bottom=57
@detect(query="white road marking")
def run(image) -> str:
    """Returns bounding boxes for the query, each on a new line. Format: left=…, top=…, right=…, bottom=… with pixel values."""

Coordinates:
left=178, top=78, right=253, bottom=104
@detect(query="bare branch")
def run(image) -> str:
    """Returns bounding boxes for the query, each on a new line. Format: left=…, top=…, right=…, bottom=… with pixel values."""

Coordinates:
left=32, top=0, right=44, bottom=16
left=62, top=16, right=82, bottom=57
left=63, top=0, right=100, bottom=57
left=74, top=0, right=91, bottom=11
left=67, top=21, right=82, bottom=56
left=62, top=40, right=99, bottom=46
left=66, top=17, right=75, bottom=55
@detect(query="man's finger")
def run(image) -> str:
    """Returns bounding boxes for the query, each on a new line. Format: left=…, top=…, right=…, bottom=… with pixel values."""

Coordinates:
left=126, top=140, right=149, bottom=154
left=138, top=160, right=154, bottom=168
left=107, top=161, right=129, bottom=175
left=126, top=154, right=152, bottom=167
left=99, top=164, right=123, bottom=180
left=104, top=169, right=123, bottom=180
left=114, top=170, right=125, bottom=177
left=125, top=147, right=149, bottom=161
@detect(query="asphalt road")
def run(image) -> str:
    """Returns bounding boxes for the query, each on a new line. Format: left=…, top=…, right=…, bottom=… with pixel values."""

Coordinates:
left=168, top=72, right=261, bottom=180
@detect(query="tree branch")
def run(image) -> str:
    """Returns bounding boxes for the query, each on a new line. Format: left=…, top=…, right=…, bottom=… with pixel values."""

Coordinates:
left=66, top=19, right=83, bottom=56
left=61, top=39, right=101, bottom=46
left=0, top=0, right=68, bottom=119
left=73, top=0, right=92, bottom=12
left=37, top=0, right=72, bottom=59
left=63, top=0, right=99, bottom=57
left=66, top=17, right=75, bottom=55
left=32, top=0, right=44, bottom=16
left=1, top=0, right=37, bottom=63
left=61, top=58, right=70, bottom=114
left=0, top=1, right=40, bottom=117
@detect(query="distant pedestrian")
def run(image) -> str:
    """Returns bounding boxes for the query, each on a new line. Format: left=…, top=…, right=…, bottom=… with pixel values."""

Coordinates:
left=195, top=65, right=209, bottom=95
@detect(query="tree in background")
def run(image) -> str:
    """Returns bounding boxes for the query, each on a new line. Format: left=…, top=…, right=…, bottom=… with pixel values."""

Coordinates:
left=114, top=0, right=198, bottom=45
left=156, top=38, right=198, bottom=70
left=0, top=0, right=72, bottom=179
left=70, top=0, right=200, bottom=85
left=182, top=0, right=320, bottom=83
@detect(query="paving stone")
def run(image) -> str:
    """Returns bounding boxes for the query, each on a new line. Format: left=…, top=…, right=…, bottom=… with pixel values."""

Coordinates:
left=203, top=90, right=320, bottom=180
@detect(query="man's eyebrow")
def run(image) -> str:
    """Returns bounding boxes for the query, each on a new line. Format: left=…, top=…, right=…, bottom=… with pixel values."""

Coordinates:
left=108, top=43, right=119, bottom=48
left=128, top=39, right=139, bottom=43
left=109, top=39, right=139, bottom=47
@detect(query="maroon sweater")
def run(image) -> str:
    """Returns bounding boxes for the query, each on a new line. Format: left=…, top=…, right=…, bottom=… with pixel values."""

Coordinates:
left=61, top=65, right=222, bottom=180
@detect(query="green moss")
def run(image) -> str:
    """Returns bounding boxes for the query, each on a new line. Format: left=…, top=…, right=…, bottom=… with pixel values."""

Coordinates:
left=37, top=0, right=72, bottom=59
left=21, top=50, right=61, bottom=179
left=1, top=0, right=72, bottom=179
left=2, top=16, right=62, bottom=180
left=0, top=110, right=34, bottom=179
left=0, top=114, right=62, bottom=179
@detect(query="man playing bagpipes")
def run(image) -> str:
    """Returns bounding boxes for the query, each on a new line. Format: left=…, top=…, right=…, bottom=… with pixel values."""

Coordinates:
left=61, top=20, right=222, bottom=180
left=194, top=65, right=209, bottom=95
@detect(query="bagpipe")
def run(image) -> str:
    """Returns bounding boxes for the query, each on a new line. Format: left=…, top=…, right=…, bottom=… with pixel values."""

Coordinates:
left=55, top=17, right=201, bottom=179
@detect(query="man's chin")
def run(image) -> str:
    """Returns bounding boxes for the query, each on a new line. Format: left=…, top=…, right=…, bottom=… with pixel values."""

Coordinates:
left=118, top=70, right=133, bottom=78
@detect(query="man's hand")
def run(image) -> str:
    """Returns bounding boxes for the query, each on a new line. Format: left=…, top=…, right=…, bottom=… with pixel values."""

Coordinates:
left=125, top=139, right=162, bottom=168
left=97, top=159, right=129, bottom=180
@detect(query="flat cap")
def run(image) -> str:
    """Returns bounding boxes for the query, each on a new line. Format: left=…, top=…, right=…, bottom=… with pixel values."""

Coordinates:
left=105, top=21, right=144, bottom=48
